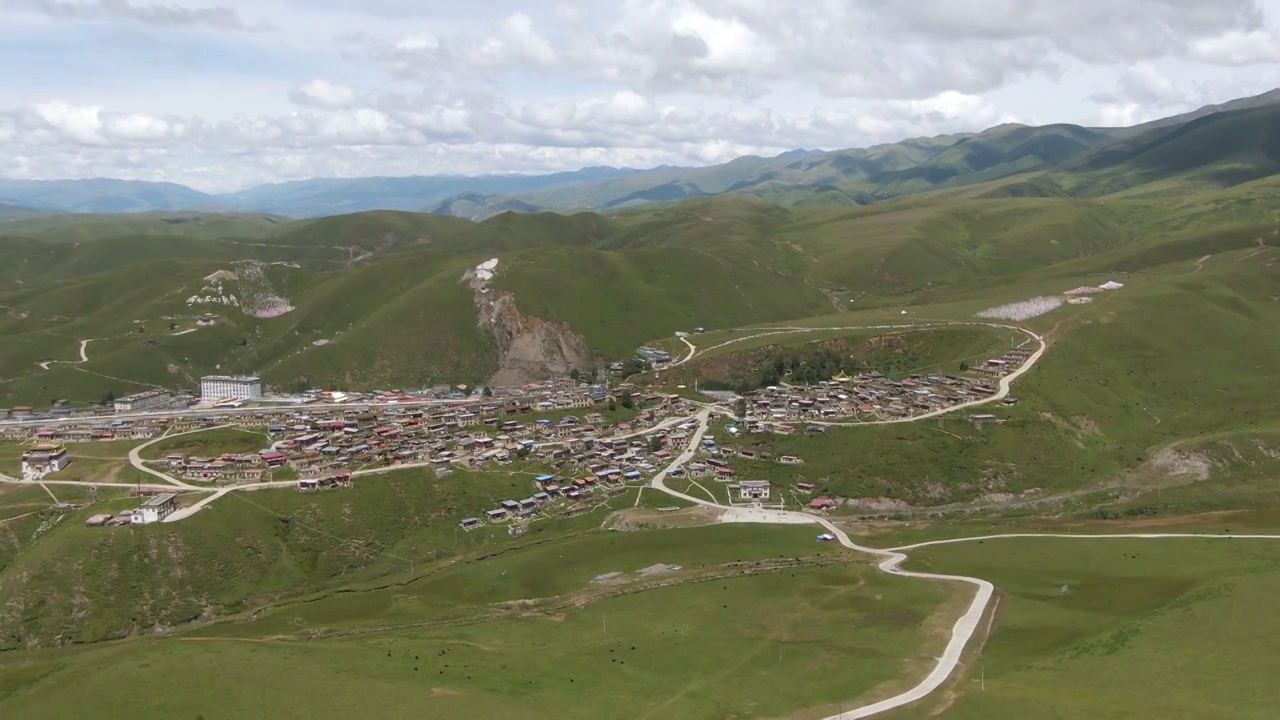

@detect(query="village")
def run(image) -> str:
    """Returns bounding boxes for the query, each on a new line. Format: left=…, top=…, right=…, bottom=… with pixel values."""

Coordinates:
left=0, top=339, right=1034, bottom=530
left=694, top=343, right=1032, bottom=430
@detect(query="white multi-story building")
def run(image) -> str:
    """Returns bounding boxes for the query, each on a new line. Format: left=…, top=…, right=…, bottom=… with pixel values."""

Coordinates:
left=114, top=389, right=173, bottom=413
left=200, top=375, right=263, bottom=401
left=739, top=480, right=771, bottom=500
left=130, top=493, right=179, bottom=524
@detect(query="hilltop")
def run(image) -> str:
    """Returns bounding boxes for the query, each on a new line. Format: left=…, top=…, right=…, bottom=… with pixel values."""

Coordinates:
left=4, top=98, right=1280, bottom=406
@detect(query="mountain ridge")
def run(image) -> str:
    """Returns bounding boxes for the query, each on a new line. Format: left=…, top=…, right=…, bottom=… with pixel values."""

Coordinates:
left=2, top=88, right=1279, bottom=219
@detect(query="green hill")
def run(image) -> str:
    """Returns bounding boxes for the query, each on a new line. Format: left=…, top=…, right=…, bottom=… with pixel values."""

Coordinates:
left=5, top=160, right=1280, bottom=406
left=0, top=212, right=287, bottom=242
left=6, top=101, right=1280, bottom=720
left=1057, top=104, right=1280, bottom=197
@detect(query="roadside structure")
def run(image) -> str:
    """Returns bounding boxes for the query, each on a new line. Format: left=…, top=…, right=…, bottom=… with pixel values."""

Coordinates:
left=22, top=443, right=69, bottom=474
left=200, top=375, right=263, bottom=402
left=113, top=389, right=174, bottom=413
left=129, top=493, right=180, bottom=524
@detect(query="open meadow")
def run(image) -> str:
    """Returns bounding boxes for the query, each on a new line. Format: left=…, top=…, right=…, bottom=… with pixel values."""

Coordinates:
left=0, top=523, right=958, bottom=720
left=889, top=532, right=1280, bottom=720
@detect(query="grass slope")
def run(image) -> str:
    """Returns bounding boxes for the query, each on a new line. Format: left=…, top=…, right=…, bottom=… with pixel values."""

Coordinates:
left=0, top=523, right=952, bottom=720
left=898, top=535, right=1280, bottom=720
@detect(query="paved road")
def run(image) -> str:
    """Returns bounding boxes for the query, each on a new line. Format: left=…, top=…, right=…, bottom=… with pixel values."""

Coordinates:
left=651, top=405, right=1280, bottom=718
left=0, top=397, right=482, bottom=429
left=649, top=409, right=993, bottom=718
left=128, top=425, right=236, bottom=491
left=811, top=325, right=1045, bottom=427
left=672, top=337, right=697, bottom=366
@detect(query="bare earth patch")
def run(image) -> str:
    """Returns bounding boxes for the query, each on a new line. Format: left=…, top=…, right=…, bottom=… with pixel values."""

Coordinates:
left=1141, top=447, right=1213, bottom=483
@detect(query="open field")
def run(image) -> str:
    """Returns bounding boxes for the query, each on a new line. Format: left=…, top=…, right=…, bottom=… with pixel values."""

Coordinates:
left=137, top=426, right=272, bottom=460
left=0, top=470, right=651, bottom=649
left=0, top=524, right=956, bottom=720
left=891, top=534, right=1280, bottom=720
left=0, top=439, right=154, bottom=485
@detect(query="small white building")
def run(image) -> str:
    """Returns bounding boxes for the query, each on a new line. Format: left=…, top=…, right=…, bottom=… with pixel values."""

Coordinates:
left=739, top=480, right=771, bottom=500
left=200, top=375, right=262, bottom=402
left=130, top=493, right=179, bottom=524
left=114, top=389, right=173, bottom=413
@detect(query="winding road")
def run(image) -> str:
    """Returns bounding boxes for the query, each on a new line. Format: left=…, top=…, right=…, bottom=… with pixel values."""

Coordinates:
left=5, top=317, right=1275, bottom=715
left=37, top=338, right=96, bottom=370
left=646, top=408, right=1280, bottom=718
left=641, top=334, right=1280, bottom=718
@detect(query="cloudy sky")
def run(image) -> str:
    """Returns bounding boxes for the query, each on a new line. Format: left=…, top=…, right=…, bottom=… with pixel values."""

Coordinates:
left=2, top=0, right=1279, bottom=191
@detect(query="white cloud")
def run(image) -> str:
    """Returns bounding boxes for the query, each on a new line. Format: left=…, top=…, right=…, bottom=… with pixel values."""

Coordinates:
left=33, top=99, right=105, bottom=144
left=102, top=111, right=172, bottom=141
left=289, top=79, right=358, bottom=110
left=3, top=0, right=1280, bottom=189
left=12, top=0, right=267, bottom=31
left=1188, top=29, right=1280, bottom=65
left=469, top=13, right=557, bottom=68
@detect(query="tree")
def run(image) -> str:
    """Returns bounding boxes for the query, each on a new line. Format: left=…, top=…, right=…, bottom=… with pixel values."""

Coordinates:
left=619, top=390, right=634, bottom=410
left=649, top=436, right=663, bottom=453
left=100, top=390, right=116, bottom=405
left=569, top=368, right=581, bottom=382
left=959, top=360, right=970, bottom=372
left=608, top=399, right=617, bottom=412
left=482, top=386, right=493, bottom=397
left=516, top=446, right=530, bottom=459
left=735, top=398, right=747, bottom=419
left=620, top=358, right=646, bottom=377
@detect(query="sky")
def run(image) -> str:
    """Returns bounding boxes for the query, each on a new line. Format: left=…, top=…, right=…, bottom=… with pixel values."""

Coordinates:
left=2, top=0, right=1280, bottom=192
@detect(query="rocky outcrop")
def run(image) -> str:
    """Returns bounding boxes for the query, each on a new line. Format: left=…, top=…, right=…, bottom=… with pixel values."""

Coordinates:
left=463, top=259, right=595, bottom=386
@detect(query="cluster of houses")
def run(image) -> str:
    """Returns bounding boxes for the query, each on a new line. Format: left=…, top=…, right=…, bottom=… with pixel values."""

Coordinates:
left=464, top=472, right=629, bottom=528
left=968, top=346, right=1034, bottom=378
left=0, top=376, right=612, bottom=429
left=738, top=355, right=1028, bottom=424
left=127, top=391, right=697, bottom=495
left=0, top=378, right=622, bottom=446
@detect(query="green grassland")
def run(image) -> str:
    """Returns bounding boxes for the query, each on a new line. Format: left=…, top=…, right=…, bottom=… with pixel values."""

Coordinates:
left=893, top=535, right=1280, bottom=720
left=0, top=212, right=288, bottom=242
left=137, top=427, right=272, bottom=460
left=3, top=138, right=1280, bottom=406
left=0, top=523, right=955, bottom=720
left=0, top=468, right=636, bottom=649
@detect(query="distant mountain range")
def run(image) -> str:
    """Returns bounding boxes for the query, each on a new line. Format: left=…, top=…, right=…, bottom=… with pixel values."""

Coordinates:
left=3, top=90, right=1280, bottom=220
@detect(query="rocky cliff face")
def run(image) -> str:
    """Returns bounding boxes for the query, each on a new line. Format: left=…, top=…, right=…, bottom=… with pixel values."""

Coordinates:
left=463, top=259, right=595, bottom=386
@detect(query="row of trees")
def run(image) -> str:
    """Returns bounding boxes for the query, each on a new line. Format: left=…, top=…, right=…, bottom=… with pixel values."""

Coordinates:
left=726, top=346, right=935, bottom=393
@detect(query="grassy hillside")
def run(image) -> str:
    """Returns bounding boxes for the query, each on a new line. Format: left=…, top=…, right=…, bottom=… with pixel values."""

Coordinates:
left=0, top=212, right=287, bottom=242
left=0, top=519, right=956, bottom=720
left=900, top=536, right=1280, bottom=720
left=4, top=166, right=1280, bottom=405
left=0, top=468, right=631, bottom=649
left=1056, top=103, right=1280, bottom=198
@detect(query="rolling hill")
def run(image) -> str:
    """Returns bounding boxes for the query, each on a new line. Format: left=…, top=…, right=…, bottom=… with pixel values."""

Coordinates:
left=4, top=91, right=1280, bottom=720
left=1, top=94, right=1280, bottom=407
left=3, top=89, right=1280, bottom=222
